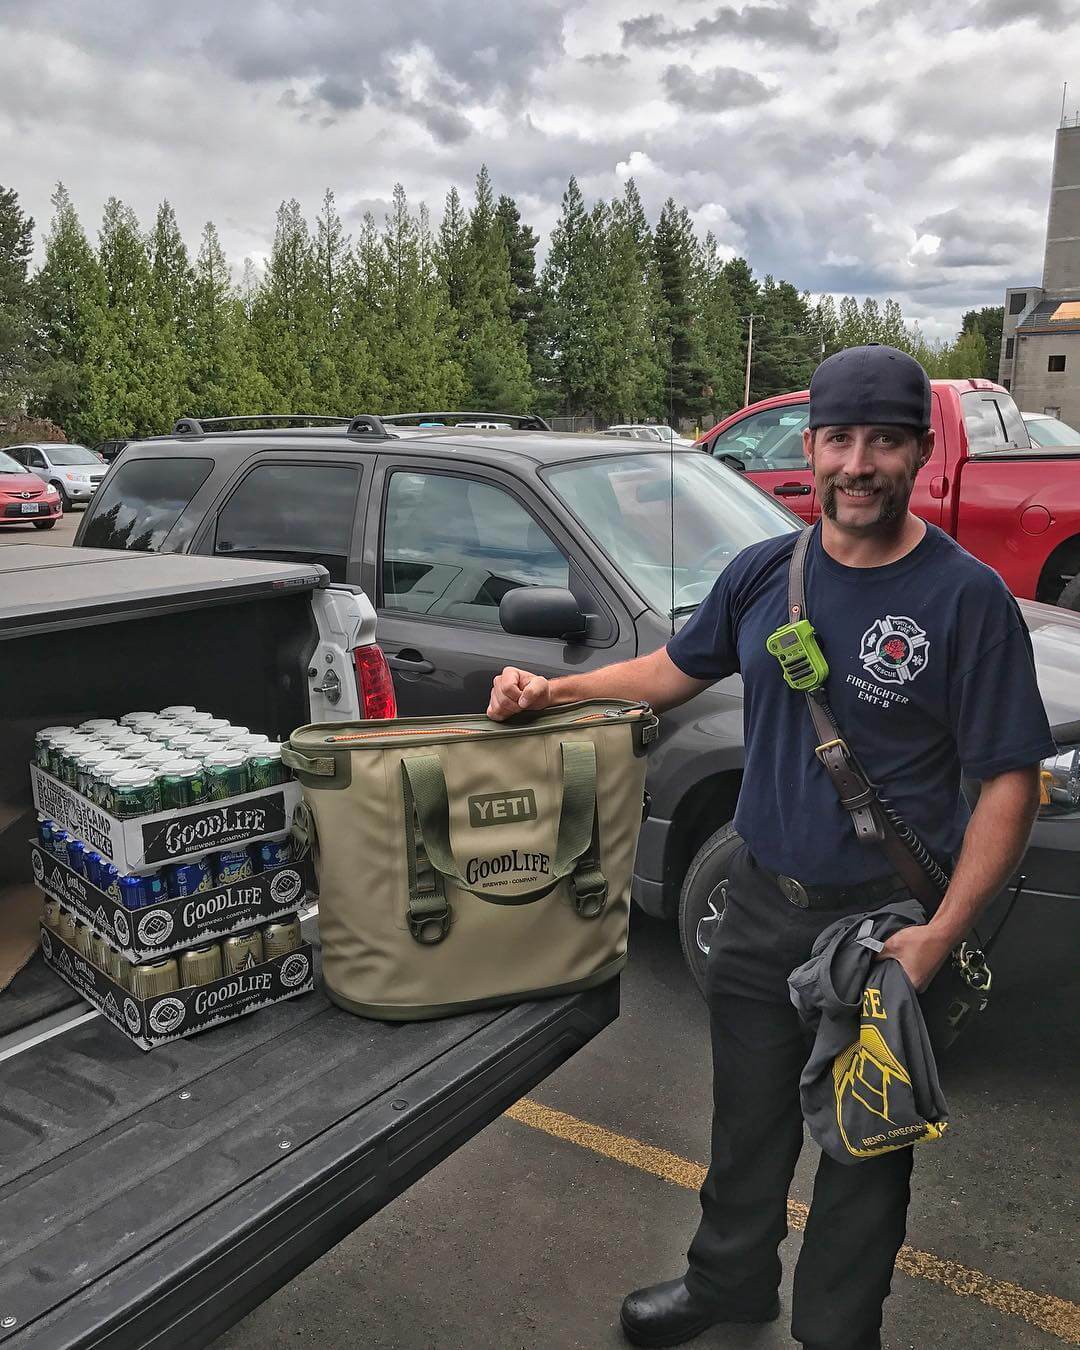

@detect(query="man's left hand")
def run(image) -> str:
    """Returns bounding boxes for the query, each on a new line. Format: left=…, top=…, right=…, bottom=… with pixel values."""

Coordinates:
left=878, top=925, right=954, bottom=992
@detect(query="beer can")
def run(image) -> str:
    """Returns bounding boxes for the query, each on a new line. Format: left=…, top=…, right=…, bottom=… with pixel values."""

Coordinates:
left=120, top=711, right=158, bottom=728
left=72, top=921, right=93, bottom=959
left=250, top=835, right=292, bottom=873
left=157, top=758, right=207, bottom=809
left=79, top=718, right=119, bottom=735
left=109, top=766, right=162, bottom=819
left=66, top=837, right=91, bottom=876
left=136, top=748, right=177, bottom=774
left=92, top=757, right=129, bottom=808
left=35, top=725, right=76, bottom=767
left=245, top=743, right=288, bottom=790
left=173, top=711, right=215, bottom=728
left=213, top=848, right=253, bottom=886
left=56, top=736, right=95, bottom=785
left=50, top=826, right=70, bottom=861
left=106, top=946, right=127, bottom=988
left=37, top=816, right=56, bottom=850
left=159, top=705, right=197, bottom=717
left=262, top=917, right=303, bottom=960
left=179, top=942, right=223, bottom=986
left=77, top=747, right=118, bottom=798
left=89, top=933, right=112, bottom=972
left=130, top=958, right=180, bottom=999
left=205, top=723, right=247, bottom=743
left=56, top=908, right=77, bottom=946
left=84, top=851, right=104, bottom=889
left=46, top=732, right=82, bottom=777
left=41, top=896, right=61, bottom=930
left=204, top=749, right=248, bottom=800
left=100, top=862, right=121, bottom=901
left=165, top=858, right=214, bottom=898
left=221, top=930, right=264, bottom=973
left=200, top=718, right=232, bottom=736
left=115, top=736, right=156, bottom=760
left=119, top=871, right=168, bottom=910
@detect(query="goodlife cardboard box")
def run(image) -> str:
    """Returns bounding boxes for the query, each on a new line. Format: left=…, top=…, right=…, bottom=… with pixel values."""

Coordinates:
left=40, top=922, right=315, bottom=1051
left=32, top=843, right=314, bottom=962
left=30, top=765, right=301, bottom=873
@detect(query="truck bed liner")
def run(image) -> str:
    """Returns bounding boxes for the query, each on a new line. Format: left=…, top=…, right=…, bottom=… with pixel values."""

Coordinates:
left=0, top=941, right=618, bottom=1349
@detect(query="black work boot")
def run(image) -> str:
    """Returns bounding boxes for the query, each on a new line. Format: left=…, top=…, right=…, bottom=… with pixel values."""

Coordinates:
left=619, top=1278, right=780, bottom=1348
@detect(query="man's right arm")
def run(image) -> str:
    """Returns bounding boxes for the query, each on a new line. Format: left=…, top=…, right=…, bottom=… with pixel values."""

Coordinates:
left=487, top=648, right=711, bottom=720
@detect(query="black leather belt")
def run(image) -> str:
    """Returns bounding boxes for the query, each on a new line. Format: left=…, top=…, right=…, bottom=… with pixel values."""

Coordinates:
left=756, top=858, right=907, bottom=911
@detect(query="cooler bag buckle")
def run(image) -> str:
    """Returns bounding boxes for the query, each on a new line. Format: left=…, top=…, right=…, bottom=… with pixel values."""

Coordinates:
left=570, top=875, right=608, bottom=919
left=408, top=894, right=452, bottom=945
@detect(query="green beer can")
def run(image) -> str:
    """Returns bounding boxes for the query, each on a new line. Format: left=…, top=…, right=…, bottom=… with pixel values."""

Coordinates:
left=34, top=725, right=75, bottom=768
left=204, top=749, right=248, bottom=801
left=157, top=757, right=207, bottom=809
left=159, top=705, right=197, bottom=717
left=76, top=747, right=117, bottom=798
left=245, top=742, right=288, bottom=790
left=109, top=766, right=162, bottom=819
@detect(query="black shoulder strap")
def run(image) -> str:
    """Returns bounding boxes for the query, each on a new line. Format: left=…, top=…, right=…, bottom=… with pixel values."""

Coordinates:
left=788, top=528, right=945, bottom=910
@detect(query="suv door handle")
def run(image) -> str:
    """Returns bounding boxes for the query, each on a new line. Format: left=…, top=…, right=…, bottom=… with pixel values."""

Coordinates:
left=773, top=484, right=811, bottom=497
left=386, top=651, right=434, bottom=674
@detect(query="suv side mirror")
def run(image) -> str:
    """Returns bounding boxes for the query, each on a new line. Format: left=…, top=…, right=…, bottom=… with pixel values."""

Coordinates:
left=500, top=587, right=587, bottom=641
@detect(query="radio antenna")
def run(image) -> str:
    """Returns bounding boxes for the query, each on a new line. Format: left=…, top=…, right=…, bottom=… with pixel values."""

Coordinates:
left=669, top=391, right=676, bottom=636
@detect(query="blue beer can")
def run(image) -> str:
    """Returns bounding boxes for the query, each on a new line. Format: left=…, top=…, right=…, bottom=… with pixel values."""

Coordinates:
left=213, top=848, right=254, bottom=886
left=37, top=817, right=56, bottom=851
left=50, top=827, right=70, bottom=861
left=119, top=871, right=168, bottom=910
left=249, top=835, right=292, bottom=873
left=165, top=858, right=214, bottom=899
left=100, top=863, right=121, bottom=901
left=84, top=852, right=104, bottom=889
left=66, top=838, right=90, bottom=876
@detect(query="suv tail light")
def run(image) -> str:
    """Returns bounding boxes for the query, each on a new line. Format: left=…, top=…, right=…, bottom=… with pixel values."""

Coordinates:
left=353, top=644, right=397, bottom=720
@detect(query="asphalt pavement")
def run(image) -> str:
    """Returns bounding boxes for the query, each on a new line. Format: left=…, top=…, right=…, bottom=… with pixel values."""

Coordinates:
left=0, top=508, right=81, bottom=544
left=213, top=901, right=1078, bottom=1350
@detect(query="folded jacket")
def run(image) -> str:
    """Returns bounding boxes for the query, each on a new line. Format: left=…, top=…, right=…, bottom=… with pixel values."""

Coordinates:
left=788, top=900, right=949, bottom=1165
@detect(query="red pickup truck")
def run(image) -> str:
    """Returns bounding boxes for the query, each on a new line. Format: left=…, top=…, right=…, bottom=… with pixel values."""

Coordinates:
left=697, top=378, right=1080, bottom=610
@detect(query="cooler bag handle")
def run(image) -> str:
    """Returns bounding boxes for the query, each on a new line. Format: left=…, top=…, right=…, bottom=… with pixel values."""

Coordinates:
left=400, top=741, right=607, bottom=944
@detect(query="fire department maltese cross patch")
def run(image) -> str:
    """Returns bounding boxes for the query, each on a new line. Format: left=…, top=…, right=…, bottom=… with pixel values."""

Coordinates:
left=859, top=615, right=930, bottom=686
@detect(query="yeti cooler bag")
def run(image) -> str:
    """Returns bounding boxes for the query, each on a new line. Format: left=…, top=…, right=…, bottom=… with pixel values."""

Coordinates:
left=282, top=700, right=658, bottom=1020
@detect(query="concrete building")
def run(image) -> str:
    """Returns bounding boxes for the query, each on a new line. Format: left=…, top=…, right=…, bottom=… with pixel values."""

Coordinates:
left=998, top=117, right=1080, bottom=428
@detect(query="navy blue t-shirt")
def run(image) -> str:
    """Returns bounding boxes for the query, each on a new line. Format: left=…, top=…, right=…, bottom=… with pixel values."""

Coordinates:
left=667, top=523, right=1055, bottom=886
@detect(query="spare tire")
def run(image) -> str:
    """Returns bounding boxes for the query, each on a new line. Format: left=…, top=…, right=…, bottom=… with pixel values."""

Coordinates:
left=678, top=822, right=742, bottom=997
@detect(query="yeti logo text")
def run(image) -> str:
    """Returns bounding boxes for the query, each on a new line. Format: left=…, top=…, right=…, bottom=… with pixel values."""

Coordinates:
left=468, top=789, right=538, bottom=828
left=859, top=616, right=929, bottom=686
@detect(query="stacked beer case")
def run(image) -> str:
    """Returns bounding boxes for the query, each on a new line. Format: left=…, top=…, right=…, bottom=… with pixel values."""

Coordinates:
left=30, top=708, right=315, bottom=1049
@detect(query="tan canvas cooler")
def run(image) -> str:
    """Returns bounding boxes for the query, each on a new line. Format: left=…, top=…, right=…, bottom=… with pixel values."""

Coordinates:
left=282, top=700, right=658, bottom=1020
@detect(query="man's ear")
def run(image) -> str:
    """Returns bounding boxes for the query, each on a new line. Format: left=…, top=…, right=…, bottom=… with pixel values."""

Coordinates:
left=802, top=426, right=814, bottom=469
left=916, top=426, right=935, bottom=469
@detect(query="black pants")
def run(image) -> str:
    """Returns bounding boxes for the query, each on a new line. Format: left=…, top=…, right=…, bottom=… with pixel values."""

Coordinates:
left=684, top=846, right=913, bottom=1350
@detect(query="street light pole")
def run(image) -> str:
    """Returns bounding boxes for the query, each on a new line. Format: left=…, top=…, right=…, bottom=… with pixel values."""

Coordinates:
left=741, top=313, right=762, bottom=407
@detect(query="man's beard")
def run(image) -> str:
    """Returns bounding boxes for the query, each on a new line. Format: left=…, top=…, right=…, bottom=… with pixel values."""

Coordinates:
left=820, top=475, right=909, bottom=527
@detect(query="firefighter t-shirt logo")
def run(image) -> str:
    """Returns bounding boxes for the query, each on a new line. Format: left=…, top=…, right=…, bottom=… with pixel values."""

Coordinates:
left=860, top=616, right=930, bottom=686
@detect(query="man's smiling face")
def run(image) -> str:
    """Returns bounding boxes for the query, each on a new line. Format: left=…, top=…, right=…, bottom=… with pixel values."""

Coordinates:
left=803, top=424, right=934, bottom=533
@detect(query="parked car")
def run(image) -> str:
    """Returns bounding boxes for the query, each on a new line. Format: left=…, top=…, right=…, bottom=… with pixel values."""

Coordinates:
left=0, top=449, right=63, bottom=528
left=74, top=414, right=1080, bottom=996
left=380, top=410, right=551, bottom=436
left=604, top=423, right=697, bottom=446
left=6, top=440, right=108, bottom=508
left=1022, top=411, right=1080, bottom=448
left=695, top=379, right=1080, bottom=610
left=92, top=436, right=132, bottom=461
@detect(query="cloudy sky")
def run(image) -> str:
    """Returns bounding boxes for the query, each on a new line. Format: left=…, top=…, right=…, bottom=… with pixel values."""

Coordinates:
left=2, top=0, right=1077, bottom=340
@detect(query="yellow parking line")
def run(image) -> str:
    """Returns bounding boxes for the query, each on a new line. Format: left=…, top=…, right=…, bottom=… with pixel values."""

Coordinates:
left=505, top=1098, right=1080, bottom=1346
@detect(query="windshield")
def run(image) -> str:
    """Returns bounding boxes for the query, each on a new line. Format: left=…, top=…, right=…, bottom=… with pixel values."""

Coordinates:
left=47, top=444, right=102, bottom=465
left=546, top=452, right=799, bottom=616
left=0, top=452, right=28, bottom=474
left=1026, top=415, right=1080, bottom=447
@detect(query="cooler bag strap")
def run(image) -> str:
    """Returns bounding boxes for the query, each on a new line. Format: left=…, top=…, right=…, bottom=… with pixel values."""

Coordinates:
left=400, top=741, right=607, bottom=940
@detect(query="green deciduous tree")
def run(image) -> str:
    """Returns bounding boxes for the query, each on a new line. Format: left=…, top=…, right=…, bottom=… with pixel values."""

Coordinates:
left=961, top=306, right=1003, bottom=378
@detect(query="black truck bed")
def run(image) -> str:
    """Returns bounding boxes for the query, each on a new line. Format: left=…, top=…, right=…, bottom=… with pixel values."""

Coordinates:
left=0, top=940, right=617, bottom=1349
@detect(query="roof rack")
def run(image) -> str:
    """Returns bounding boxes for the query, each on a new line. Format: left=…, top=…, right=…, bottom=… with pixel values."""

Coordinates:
left=172, top=414, right=389, bottom=440
left=378, top=411, right=552, bottom=431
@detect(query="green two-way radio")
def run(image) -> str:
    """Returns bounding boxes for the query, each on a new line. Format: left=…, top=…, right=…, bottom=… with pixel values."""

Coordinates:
left=766, top=618, right=829, bottom=692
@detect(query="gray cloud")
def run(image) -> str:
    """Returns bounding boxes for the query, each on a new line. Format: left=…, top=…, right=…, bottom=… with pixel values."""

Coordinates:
left=967, top=0, right=1070, bottom=28
left=622, top=5, right=839, bottom=52
left=663, top=64, right=774, bottom=112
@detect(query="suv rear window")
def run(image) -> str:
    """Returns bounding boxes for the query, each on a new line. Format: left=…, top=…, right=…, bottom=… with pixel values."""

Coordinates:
left=81, top=458, right=213, bottom=550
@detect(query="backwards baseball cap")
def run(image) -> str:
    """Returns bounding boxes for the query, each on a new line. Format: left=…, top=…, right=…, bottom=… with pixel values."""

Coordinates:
left=808, top=344, right=931, bottom=431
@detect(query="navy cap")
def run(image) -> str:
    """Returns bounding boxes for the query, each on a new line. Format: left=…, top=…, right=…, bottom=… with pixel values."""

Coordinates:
left=808, top=344, right=931, bottom=431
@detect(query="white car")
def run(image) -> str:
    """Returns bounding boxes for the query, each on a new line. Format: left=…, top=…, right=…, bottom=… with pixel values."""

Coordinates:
left=604, top=423, right=697, bottom=447
left=1022, top=412, right=1080, bottom=448
left=7, top=441, right=108, bottom=508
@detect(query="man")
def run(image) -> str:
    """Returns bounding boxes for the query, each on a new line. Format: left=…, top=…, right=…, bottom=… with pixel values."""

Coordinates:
left=487, top=345, right=1055, bottom=1350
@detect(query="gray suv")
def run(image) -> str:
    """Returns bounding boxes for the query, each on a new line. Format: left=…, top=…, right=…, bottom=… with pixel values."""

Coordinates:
left=7, top=441, right=108, bottom=508
left=73, top=415, right=1080, bottom=988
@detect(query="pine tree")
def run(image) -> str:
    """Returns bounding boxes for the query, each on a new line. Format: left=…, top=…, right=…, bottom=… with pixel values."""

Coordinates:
left=494, top=193, right=542, bottom=376
left=694, top=233, right=742, bottom=420
left=93, top=197, right=186, bottom=437
left=748, top=276, right=818, bottom=401
left=187, top=221, right=272, bottom=416
left=377, top=184, right=465, bottom=409
left=860, top=297, right=883, bottom=344
left=249, top=198, right=318, bottom=411
left=880, top=298, right=908, bottom=350
left=815, top=295, right=839, bottom=359
left=654, top=198, right=710, bottom=422
left=28, top=184, right=110, bottom=441
left=0, top=185, right=34, bottom=417
left=435, top=186, right=470, bottom=322
left=539, top=177, right=608, bottom=416
left=835, top=295, right=863, bottom=350
left=720, top=258, right=760, bottom=404
left=148, top=200, right=196, bottom=409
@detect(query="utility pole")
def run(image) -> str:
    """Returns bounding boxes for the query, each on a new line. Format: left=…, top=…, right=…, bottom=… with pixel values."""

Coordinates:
left=741, top=313, right=763, bottom=407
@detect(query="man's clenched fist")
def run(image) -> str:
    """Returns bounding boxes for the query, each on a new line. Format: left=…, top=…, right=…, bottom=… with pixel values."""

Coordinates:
left=487, top=667, right=553, bottom=720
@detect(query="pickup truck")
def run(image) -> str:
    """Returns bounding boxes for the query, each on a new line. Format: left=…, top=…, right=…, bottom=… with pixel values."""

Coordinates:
left=0, top=545, right=617, bottom=1349
left=697, top=378, right=1080, bottom=610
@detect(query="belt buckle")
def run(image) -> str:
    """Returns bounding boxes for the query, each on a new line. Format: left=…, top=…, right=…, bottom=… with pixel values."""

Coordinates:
left=777, top=874, right=810, bottom=908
